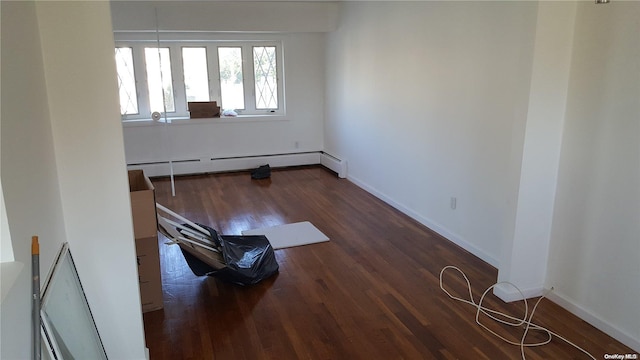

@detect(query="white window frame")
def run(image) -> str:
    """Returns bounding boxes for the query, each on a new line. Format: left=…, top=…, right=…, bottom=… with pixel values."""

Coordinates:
left=115, top=38, right=285, bottom=121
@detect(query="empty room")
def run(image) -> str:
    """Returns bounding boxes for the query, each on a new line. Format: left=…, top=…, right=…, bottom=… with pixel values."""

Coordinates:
left=1, top=1, right=638, bottom=359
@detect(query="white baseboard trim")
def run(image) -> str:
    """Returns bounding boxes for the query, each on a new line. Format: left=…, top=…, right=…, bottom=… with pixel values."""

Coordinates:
left=344, top=174, right=639, bottom=351
left=546, top=291, right=640, bottom=352
left=492, top=283, right=545, bottom=303
left=345, top=174, right=500, bottom=268
left=127, top=152, right=322, bottom=177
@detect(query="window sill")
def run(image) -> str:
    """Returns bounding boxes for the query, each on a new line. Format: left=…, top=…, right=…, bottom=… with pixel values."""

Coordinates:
left=1, top=261, right=25, bottom=303
left=122, top=114, right=287, bottom=127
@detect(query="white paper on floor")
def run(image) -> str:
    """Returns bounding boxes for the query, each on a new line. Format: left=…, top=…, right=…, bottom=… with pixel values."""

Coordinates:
left=242, top=221, right=329, bottom=250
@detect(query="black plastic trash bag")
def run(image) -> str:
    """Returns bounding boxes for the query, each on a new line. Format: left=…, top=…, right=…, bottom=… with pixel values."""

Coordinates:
left=179, top=224, right=279, bottom=286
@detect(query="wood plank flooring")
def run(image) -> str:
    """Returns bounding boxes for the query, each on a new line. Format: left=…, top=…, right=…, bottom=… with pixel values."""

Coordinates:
left=143, top=166, right=635, bottom=359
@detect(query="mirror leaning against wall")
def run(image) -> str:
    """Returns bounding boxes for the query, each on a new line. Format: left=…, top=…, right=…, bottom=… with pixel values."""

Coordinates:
left=40, top=243, right=108, bottom=360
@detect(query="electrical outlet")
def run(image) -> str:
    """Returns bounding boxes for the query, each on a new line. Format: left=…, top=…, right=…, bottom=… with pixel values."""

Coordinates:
left=450, top=197, right=457, bottom=210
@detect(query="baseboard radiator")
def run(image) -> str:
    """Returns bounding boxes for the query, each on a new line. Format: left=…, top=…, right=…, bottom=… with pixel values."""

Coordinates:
left=127, top=152, right=324, bottom=178
left=320, top=152, right=347, bottom=179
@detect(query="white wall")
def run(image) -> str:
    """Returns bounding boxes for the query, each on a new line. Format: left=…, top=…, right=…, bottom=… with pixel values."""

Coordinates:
left=121, top=32, right=326, bottom=174
left=325, top=1, right=538, bottom=266
left=1, top=1, right=147, bottom=359
left=1, top=182, right=15, bottom=264
left=111, top=1, right=338, bottom=33
left=1, top=2, right=68, bottom=357
left=496, top=1, right=577, bottom=301
left=112, top=1, right=333, bottom=176
left=546, top=1, right=640, bottom=350
left=325, top=0, right=639, bottom=351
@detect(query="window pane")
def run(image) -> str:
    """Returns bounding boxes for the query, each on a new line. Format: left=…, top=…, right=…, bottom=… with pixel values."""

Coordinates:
left=182, top=47, right=210, bottom=102
left=145, top=47, right=175, bottom=113
left=218, top=47, right=244, bottom=110
left=114, top=47, right=138, bottom=115
left=253, top=46, right=278, bottom=109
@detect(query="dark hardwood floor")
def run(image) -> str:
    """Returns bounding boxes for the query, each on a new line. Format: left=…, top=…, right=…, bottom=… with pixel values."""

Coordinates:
left=143, top=166, right=634, bottom=359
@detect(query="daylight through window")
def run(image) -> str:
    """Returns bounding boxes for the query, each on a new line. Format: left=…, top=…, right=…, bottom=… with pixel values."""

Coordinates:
left=182, top=47, right=210, bottom=102
left=253, top=46, right=278, bottom=109
left=114, top=40, right=284, bottom=119
left=218, top=47, right=245, bottom=111
left=114, top=47, right=138, bottom=115
left=145, top=47, right=175, bottom=113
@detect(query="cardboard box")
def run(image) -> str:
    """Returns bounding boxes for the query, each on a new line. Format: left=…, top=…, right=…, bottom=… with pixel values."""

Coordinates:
left=128, top=170, right=157, bottom=239
left=136, top=236, right=163, bottom=312
left=188, top=101, right=220, bottom=118
left=128, top=170, right=163, bottom=312
left=139, top=281, right=163, bottom=313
